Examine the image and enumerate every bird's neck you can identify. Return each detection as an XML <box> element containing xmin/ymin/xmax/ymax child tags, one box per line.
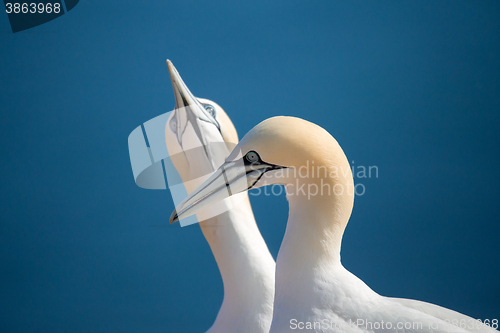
<box><xmin>197</xmin><ymin>193</ymin><xmax>275</xmax><ymax>320</ymax></box>
<box><xmin>281</xmin><ymin>175</ymin><xmax>354</xmax><ymax>262</ymax></box>
<box><xmin>272</xmin><ymin>177</ymin><xmax>355</xmax><ymax>316</ymax></box>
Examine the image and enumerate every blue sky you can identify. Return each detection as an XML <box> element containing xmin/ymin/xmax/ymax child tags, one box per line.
<box><xmin>1</xmin><ymin>1</ymin><xmax>499</xmax><ymax>332</ymax></box>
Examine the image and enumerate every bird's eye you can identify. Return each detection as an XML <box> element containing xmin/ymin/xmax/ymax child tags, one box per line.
<box><xmin>245</xmin><ymin>151</ymin><xmax>259</xmax><ymax>163</ymax></box>
<box><xmin>169</xmin><ymin>118</ymin><xmax>177</xmax><ymax>132</ymax></box>
<box><xmin>204</xmin><ymin>105</ymin><xmax>216</xmax><ymax>117</ymax></box>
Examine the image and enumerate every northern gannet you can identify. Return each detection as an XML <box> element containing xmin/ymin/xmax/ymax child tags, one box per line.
<box><xmin>164</xmin><ymin>61</ymin><xmax>275</xmax><ymax>333</ymax></box>
<box><xmin>169</xmin><ymin>116</ymin><xmax>497</xmax><ymax>333</ymax></box>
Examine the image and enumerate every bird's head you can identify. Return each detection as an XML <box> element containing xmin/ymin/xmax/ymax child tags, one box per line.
<box><xmin>170</xmin><ymin>116</ymin><xmax>355</xmax><ymax>224</ymax></box>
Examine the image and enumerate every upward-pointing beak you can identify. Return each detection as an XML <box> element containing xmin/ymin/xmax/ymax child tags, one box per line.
<box><xmin>167</xmin><ymin>60</ymin><xmax>204</xmax><ymax>112</ymax></box>
<box><xmin>169</xmin><ymin>154</ymin><xmax>284</xmax><ymax>224</ymax></box>
<box><xmin>166</xmin><ymin>60</ymin><xmax>220</xmax><ymax>159</ymax></box>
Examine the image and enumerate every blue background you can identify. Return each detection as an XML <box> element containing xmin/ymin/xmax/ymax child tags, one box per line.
<box><xmin>1</xmin><ymin>1</ymin><xmax>499</xmax><ymax>332</ymax></box>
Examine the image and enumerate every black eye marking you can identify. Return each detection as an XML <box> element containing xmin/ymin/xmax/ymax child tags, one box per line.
<box><xmin>240</xmin><ymin>151</ymin><xmax>287</xmax><ymax>190</ymax></box>
<box><xmin>245</xmin><ymin>151</ymin><xmax>260</xmax><ymax>163</ymax></box>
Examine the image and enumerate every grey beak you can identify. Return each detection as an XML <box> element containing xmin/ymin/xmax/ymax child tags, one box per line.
<box><xmin>169</xmin><ymin>154</ymin><xmax>283</xmax><ymax>224</ymax></box>
<box><xmin>167</xmin><ymin>60</ymin><xmax>205</xmax><ymax>112</ymax></box>
<box><xmin>166</xmin><ymin>60</ymin><xmax>220</xmax><ymax>158</ymax></box>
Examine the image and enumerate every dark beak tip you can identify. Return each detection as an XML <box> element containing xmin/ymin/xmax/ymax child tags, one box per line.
<box><xmin>169</xmin><ymin>210</ymin><xmax>179</xmax><ymax>224</ymax></box>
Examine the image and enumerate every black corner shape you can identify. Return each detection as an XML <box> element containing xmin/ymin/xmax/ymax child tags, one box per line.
<box><xmin>4</xmin><ymin>0</ymin><xmax>79</xmax><ymax>33</ymax></box>
<box><xmin>64</xmin><ymin>0</ymin><xmax>78</xmax><ymax>12</ymax></box>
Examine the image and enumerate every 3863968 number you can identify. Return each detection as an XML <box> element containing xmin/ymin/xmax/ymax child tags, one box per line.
<box><xmin>5</xmin><ymin>3</ymin><xmax>61</xmax><ymax>14</ymax></box>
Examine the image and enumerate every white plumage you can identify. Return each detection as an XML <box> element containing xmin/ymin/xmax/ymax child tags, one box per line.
<box><xmin>170</xmin><ymin>116</ymin><xmax>497</xmax><ymax>333</ymax></box>
<box><xmin>164</xmin><ymin>61</ymin><xmax>275</xmax><ymax>333</ymax></box>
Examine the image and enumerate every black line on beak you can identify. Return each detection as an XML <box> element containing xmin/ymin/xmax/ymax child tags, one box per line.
<box><xmin>222</xmin><ymin>167</ymin><xmax>233</xmax><ymax>196</ymax></box>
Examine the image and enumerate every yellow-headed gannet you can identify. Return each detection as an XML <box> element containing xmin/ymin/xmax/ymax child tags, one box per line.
<box><xmin>169</xmin><ymin>116</ymin><xmax>497</xmax><ymax>333</ymax></box>
<box><xmin>164</xmin><ymin>61</ymin><xmax>275</xmax><ymax>333</ymax></box>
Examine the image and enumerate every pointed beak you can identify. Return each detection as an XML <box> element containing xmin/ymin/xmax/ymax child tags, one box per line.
<box><xmin>169</xmin><ymin>155</ymin><xmax>283</xmax><ymax>224</ymax></box>
<box><xmin>167</xmin><ymin>60</ymin><xmax>204</xmax><ymax>112</ymax></box>
<box><xmin>166</xmin><ymin>60</ymin><xmax>221</xmax><ymax>159</ymax></box>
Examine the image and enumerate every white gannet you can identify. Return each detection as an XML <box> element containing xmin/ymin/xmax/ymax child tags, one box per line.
<box><xmin>164</xmin><ymin>61</ymin><xmax>275</xmax><ymax>333</ymax></box>
<box><xmin>169</xmin><ymin>116</ymin><xmax>497</xmax><ymax>333</ymax></box>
